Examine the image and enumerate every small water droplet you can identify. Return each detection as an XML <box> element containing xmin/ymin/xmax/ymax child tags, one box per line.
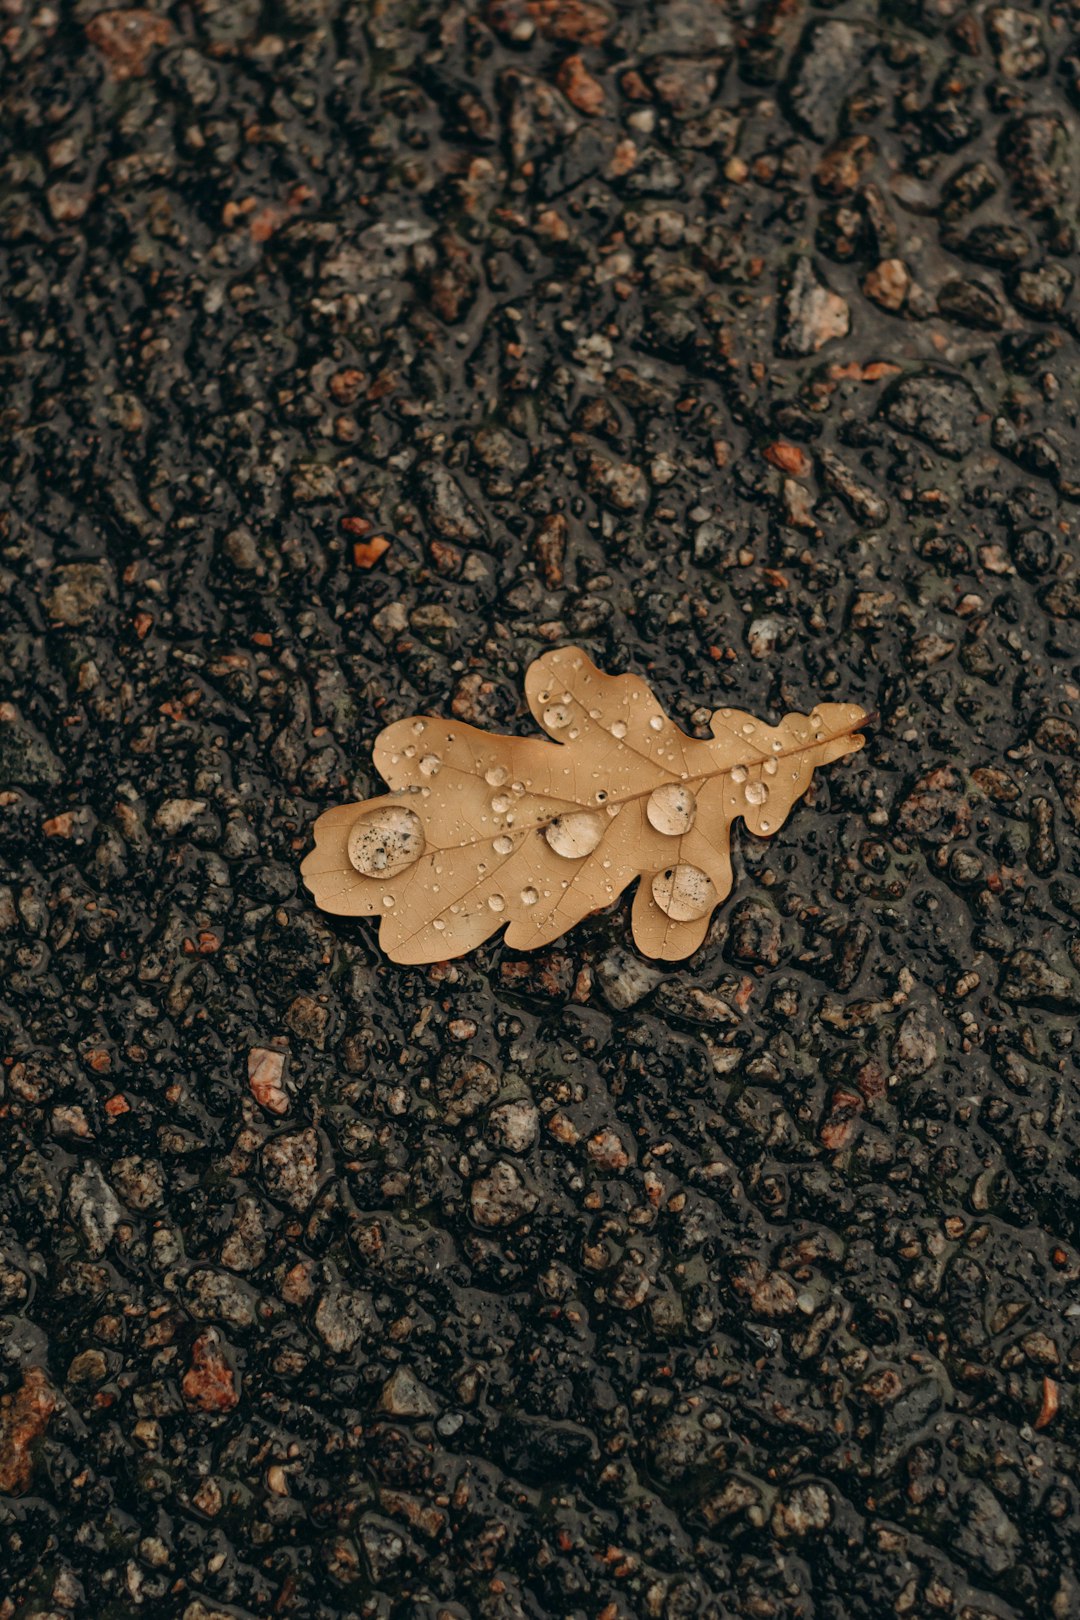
<box><xmin>764</xmin><ymin>758</ymin><xmax>778</xmax><ymax>776</ymax></box>
<box><xmin>488</xmin><ymin>894</ymin><xmax>505</xmax><ymax>912</ymax></box>
<box><xmin>649</xmin><ymin>715</ymin><xmax>664</xmax><ymax>732</ymax></box>
<box><xmin>521</xmin><ymin>886</ymin><xmax>538</xmax><ymax>907</ymax></box>
<box><xmin>512</xmin><ymin>780</ymin><xmax>525</xmax><ymax>795</ymax></box>
<box><xmin>596</xmin><ymin>789</ymin><xmax>608</xmax><ymax>803</ymax></box>
<box><xmin>745</xmin><ymin>781</ymin><xmax>769</xmax><ymax>806</ymax></box>
<box><xmin>771</xmin><ymin>738</ymin><xmax>782</xmax><ymax>752</ymax></box>
<box><xmin>651</xmin><ymin>863</ymin><xmax>717</xmax><ymax>923</ymax></box>
<box><xmin>545</xmin><ymin>812</ymin><xmax>604</xmax><ymax>859</ymax></box>
<box><xmin>760</xmin><ymin>819</ymin><xmax>771</xmax><ymax>831</ymax></box>
<box><xmin>382</xmin><ymin>895</ymin><xmax>395</xmax><ymax>908</ymax></box>
<box><xmin>589</xmin><ymin>708</ymin><xmax>601</xmax><ymax>720</ymax></box>
<box><xmin>742</xmin><ymin>722</ymin><xmax>756</xmax><ymax>735</ymax></box>
<box><xmin>348</xmin><ymin>806</ymin><xmax>426</xmax><ymax>878</ymax></box>
<box><xmin>412</xmin><ymin>720</ymin><xmax>426</xmax><ymax>735</ymax></box>
<box><xmin>731</xmin><ymin>764</ymin><xmax>748</xmax><ymax>785</ymax></box>
<box><xmin>544</xmin><ymin>703</ymin><xmax>573</xmax><ymax>730</ymax></box>
<box><xmin>419</xmin><ymin>753</ymin><xmax>441</xmax><ymax>777</ymax></box>
<box><xmin>611</xmin><ymin>720</ymin><xmax>627</xmax><ymax>739</ymax></box>
<box><xmin>493</xmin><ymin>834</ymin><xmax>513</xmax><ymax>855</ymax></box>
<box><xmin>646</xmin><ymin>783</ymin><xmax>697</xmax><ymax>835</ymax></box>
<box><xmin>485</xmin><ymin>764</ymin><xmax>508</xmax><ymax>787</ymax></box>
<box><xmin>432</xmin><ymin>918</ymin><xmax>446</xmax><ymax>931</ymax></box>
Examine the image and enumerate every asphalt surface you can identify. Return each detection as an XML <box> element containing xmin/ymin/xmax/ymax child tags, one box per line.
<box><xmin>2</xmin><ymin>2</ymin><xmax>1080</xmax><ymax>1618</ymax></box>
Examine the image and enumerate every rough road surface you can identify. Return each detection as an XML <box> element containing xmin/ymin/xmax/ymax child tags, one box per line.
<box><xmin>2</xmin><ymin>2</ymin><xmax>1080</xmax><ymax>1618</ymax></box>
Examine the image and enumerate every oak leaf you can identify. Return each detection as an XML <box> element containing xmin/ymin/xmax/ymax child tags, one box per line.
<box><xmin>301</xmin><ymin>646</ymin><xmax>867</xmax><ymax>963</ymax></box>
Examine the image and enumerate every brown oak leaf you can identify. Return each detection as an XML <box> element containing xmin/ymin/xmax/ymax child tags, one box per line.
<box><xmin>301</xmin><ymin>646</ymin><xmax>867</xmax><ymax>963</ymax></box>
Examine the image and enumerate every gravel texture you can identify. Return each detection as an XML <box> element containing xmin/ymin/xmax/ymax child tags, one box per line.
<box><xmin>2</xmin><ymin>2</ymin><xmax>1080</xmax><ymax>1618</ymax></box>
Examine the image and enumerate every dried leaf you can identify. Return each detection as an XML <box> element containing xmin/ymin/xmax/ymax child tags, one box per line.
<box><xmin>302</xmin><ymin>646</ymin><xmax>867</xmax><ymax>963</ymax></box>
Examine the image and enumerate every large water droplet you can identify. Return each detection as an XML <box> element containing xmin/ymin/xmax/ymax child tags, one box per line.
<box><xmin>544</xmin><ymin>812</ymin><xmax>604</xmax><ymax>859</ymax></box>
<box><xmin>651</xmin><ymin>864</ymin><xmax>717</xmax><ymax>923</ymax></box>
<box><xmin>649</xmin><ymin>715</ymin><xmax>664</xmax><ymax>732</ymax></box>
<box><xmin>764</xmin><ymin>758</ymin><xmax>778</xmax><ymax>776</ymax></box>
<box><xmin>411</xmin><ymin>720</ymin><xmax>426</xmax><ymax>735</ymax></box>
<box><xmin>646</xmin><ymin>783</ymin><xmax>697</xmax><ymax>835</ymax></box>
<box><xmin>731</xmin><ymin>764</ymin><xmax>748</xmax><ymax>785</ymax></box>
<box><xmin>521</xmin><ymin>886</ymin><xmax>539</xmax><ymax>907</ymax></box>
<box><xmin>491</xmin><ymin>794</ymin><xmax>510</xmax><ymax>814</ymax></box>
<box><xmin>419</xmin><ymin>753</ymin><xmax>441</xmax><ymax>777</ymax></box>
<box><xmin>544</xmin><ymin>703</ymin><xmax>573</xmax><ymax>730</ymax></box>
<box><xmin>611</xmin><ymin>720</ymin><xmax>627</xmax><ymax>739</ymax></box>
<box><xmin>348</xmin><ymin>806</ymin><xmax>425</xmax><ymax>878</ymax></box>
<box><xmin>745</xmin><ymin>780</ymin><xmax>769</xmax><ymax>806</ymax></box>
<box><xmin>493</xmin><ymin>834</ymin><xmax>513</xmax><ymax>855</ymax></box>
<box><xmin>432</xmin><ymin>918</ymin><xmax>445</xmax><ymax>931</ymax></box>
<box><xmin>488</xmin><ymin>894</ymin><xmax>506</xmax><ymax>912</ymax></box>
<box><xmin>486</xmin><ymin>764</ymin><xmax>508</xmax><ymax>787</ymax></box>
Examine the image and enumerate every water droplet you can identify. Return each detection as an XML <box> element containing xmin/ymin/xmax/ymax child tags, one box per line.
<box><xmin>544</xmin><ymin>812</ymin><xmax>604</xmax><ymax>859</ymax></box>
<box><xmin>589</xmin><ymin>708</ymin><xmax>601</xmax><ymax>720</ymax></box>
<box><xmin>521</xmin><ymin>886</ymin><xmax>539</xmax><ymax>907</ymax></box>
<box><xmin>649</xmin><ymin>715</ymin><xmax>664</xmax><ymax>732</ymax></box>
<box><xmin>382</xmin><ymin>895</ymin><xmax>395</xmax><ymax>908</ymax></box>
<box><xmin>348</xmin><ymin>806</ymin><xmax>425</xmax><ymax>878</ymax></box>
<box><xmin>512</xmin><ymin>780</ymin><xmax>525</xmax><ymax>795</ymax></box>
<box><xmin>646</xmin><ymin>783</ymin><xmax>697</xmax><ymax>835</ymax></box>
<box><xmin>488</xmin><ymin>894</ymin><xmax>505</xmax><ymax>912</ymax></box>
<box><xmin>403</xmin><ymin>745</ymin><xmax>416</xmax><ymax>758</ymax></box>
<box><xmin>731</xmin><ymin>764</ymin><xmax>748</xmax><ymax>785</ymax></box>
<box><xmin>771</xmin><ymin>738</ymin><xmax>782</xmax><ymax>752</ymax></box>
<box><xmin>491</xmin><ymin>794</ymin><xmax>510</xmax><ymax>814</ymax></box>
<box><xmin>742</xmin><ymin>722</ymin><xmax>756</xmax><ymax>735</ymax></box>
<box><xmin>419</xmin><ymin>753</ymin><xmax>441</xmax><ymax>777</ymax></box>
<box><xmin>411</xmin><ymin>720</ymin><xmax>426</xmax><ymax>735</ymax></box>
<box><xmin>611</xmin><ymin>720</ymin><xmax>627</xmax><ymax>739</ymax></box>
<box><xmin>745</xmin><ymin>781</ymin><xmax>769</xmax><ymax>806</ymax></box>
<box><xmin>760</xmin><ymin>820</ymin><xmax>771</xmax><ymax>831</ymax></box>
<box><xmin>764</xmin><ymin>758</ymin><xmax>778</xmax><ymax>776</ymax></box>
<box><xmin>651</xmin><ymin>864</ymin><xmax>717</xmax><ymax>923</ymax></box>
<box><xmin>486</xmin><ymin>764</ymin><xmax>508</xmax><ymax>787</ymax></box>
<box><xmin>596</xmin><ymin>789</ymin><xmax>608</xmax><ymax>803</ymax></box>
<box><xmin>544</xmin><ymin>703</ymin><xmax>573</xmax><ymax>730</ymax></box>
<box><xmin>493</xmin><ymin>834</ymin><xmax>513</xmax><ymax>855</ymax></box>
<box><xmin>433</xmin><ymin>918</ymin><xmax>446</xmax><ymax>931</ymax></box>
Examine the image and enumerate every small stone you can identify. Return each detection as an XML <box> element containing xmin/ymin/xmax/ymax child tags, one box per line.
<box><xmin>596</xmin><ymin>947</ymin><xmax>664</xmax><ymax>1009</ymax></box>
<box><xmin>892</xmin><ymin>1009</ymin><xmax>938</xmax><ymax>1076</ymax></box>
<box><xmin>487</xmin><ymin>1099</ymin><xmax>540</xmax><ymax>1154</ymax></box>
<box><xmin>470</xmin><ymin>1160</ymin><xmax>538</xmax><ymax>1228</ymax></box>
<box><xmin>0</xmin><ymin>1368</ymin><xmax>57</xmax><ymax>1494</ymax></box>
<box><xmin>68</xmin><ymin>1165</ymin><xmax>122</xmax><ymax>1257</ymax></box>
<box><xmin>44</xmin><ymin>562</ymin><xmax>114</xmax><ymax>627</ymax></box>
<box><xmin>85</xmin><ymin>9</ymin><xmax>171</xmax><ymax>80</ymax></box>
<box><xmin>863</xmin><ymin>258</ymin><xmax>910</xmax><ymax>313</ymax></box>
<box><xmin>999</xmin><ymin>949</ymin><xmax>1079</xmax><ymax>1011</ymax></box>
<box><xmin>181</xmin><ymin>1331</ymin><xmax>240</xmax><ymax>1413</ymax></box>
<box><xmin>379</xmin><ymin>1367</ymin><xmax>438</xmax><ymax>1417</ymax></box>
<box><xmin>728</xmin><ymin>897</ymin><xmax>782</xmax><ymax>968</ymax></box>
<box><xmin>881</xmin><ymin>371</ymin><xmax>981</xmax><ymax>459</ymax></box>
<box><xmin>777</xmin><ymin>258</ymin><xmax>850</xmax><ymax>356</ymax></box>
<box><xmin>314</xmin><ymin>1288</ymin><xmax>374</xmax><ymax>1354</ymax></box>
<box><xmin>773</xmin><ymin>1483</ymin><xmax>832</xmax><ymax>1537</ymax></box>
<box><xmin>784</xmin><ymin>20</ymin><xmax>872</xmax><ymax>140</ymax></box>
<box><xmin>248</xmin><ymin>1046</ymin><xmax>289</xmax><ymax>1115</ymax></box>
<box><xmin>261</xmin><ymin>1128</ymin><xmax>321</xmax><ymax>1210</ymax></box>
<box><xmin>586</xmin><ymin>1128</ymin><xmax>631</xmax><ymax>1171</ymax></box>
<box><xmin>414</xmin><ymin>460</ymin><xmax>485</xmax><ymax>542</ymax></box>
<box><xmin>154</xmin><ymin>798</ymin><xmax>208</xmax><ymax>835</ymax></box>
<box><xmin>986</xmin><ymin>8</ymin><xmax>1047</xmax><ymax>79</ymax></box>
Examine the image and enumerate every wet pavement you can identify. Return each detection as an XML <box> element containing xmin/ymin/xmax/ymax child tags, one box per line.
<box><xmin>1</xmin><ymin>2</ymin><xmax>1080</xmax><ymax>1617</ymax></box>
